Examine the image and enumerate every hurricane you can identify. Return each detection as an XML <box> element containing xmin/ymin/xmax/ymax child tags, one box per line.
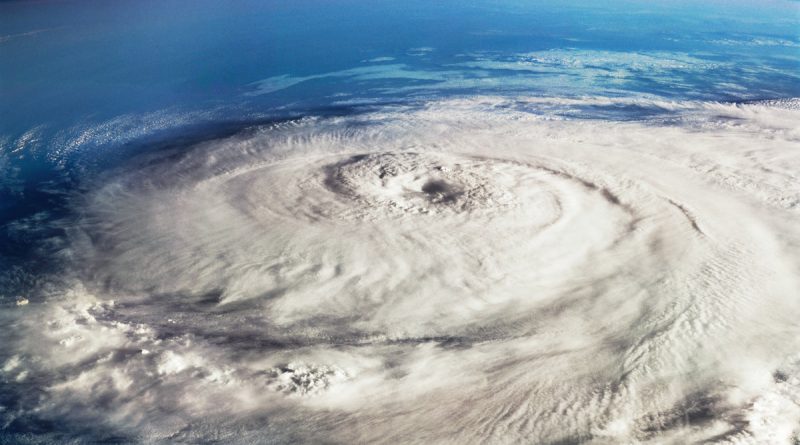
<box><xmin>2</xmin><ymin>1</ymin><xmax>800</xmax><ymax>444</ymax></box>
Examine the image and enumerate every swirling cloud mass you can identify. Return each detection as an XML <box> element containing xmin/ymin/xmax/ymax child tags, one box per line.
<box><xmin>4</xmin><ymin>97</ymin><xmax>800</xmax><ymax>443</ymax></box>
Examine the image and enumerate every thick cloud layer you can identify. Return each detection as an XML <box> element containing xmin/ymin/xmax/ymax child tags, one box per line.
<box><xmin>3</xmin><ymin>97</ymin><xmax>800</xmax><ymax>444</ymax></box>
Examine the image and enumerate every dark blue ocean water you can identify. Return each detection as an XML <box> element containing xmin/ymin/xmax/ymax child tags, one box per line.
<box><xmin>2</xmin><ymin>0</ymin><xmax>798</xmax><ymax>138</ymax></box>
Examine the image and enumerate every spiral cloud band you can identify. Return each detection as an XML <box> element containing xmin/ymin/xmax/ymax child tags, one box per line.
<box><xmin>6</xmin><ymin>97</ymin><xmax>800</xmax><ymax>443</ymax></box>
